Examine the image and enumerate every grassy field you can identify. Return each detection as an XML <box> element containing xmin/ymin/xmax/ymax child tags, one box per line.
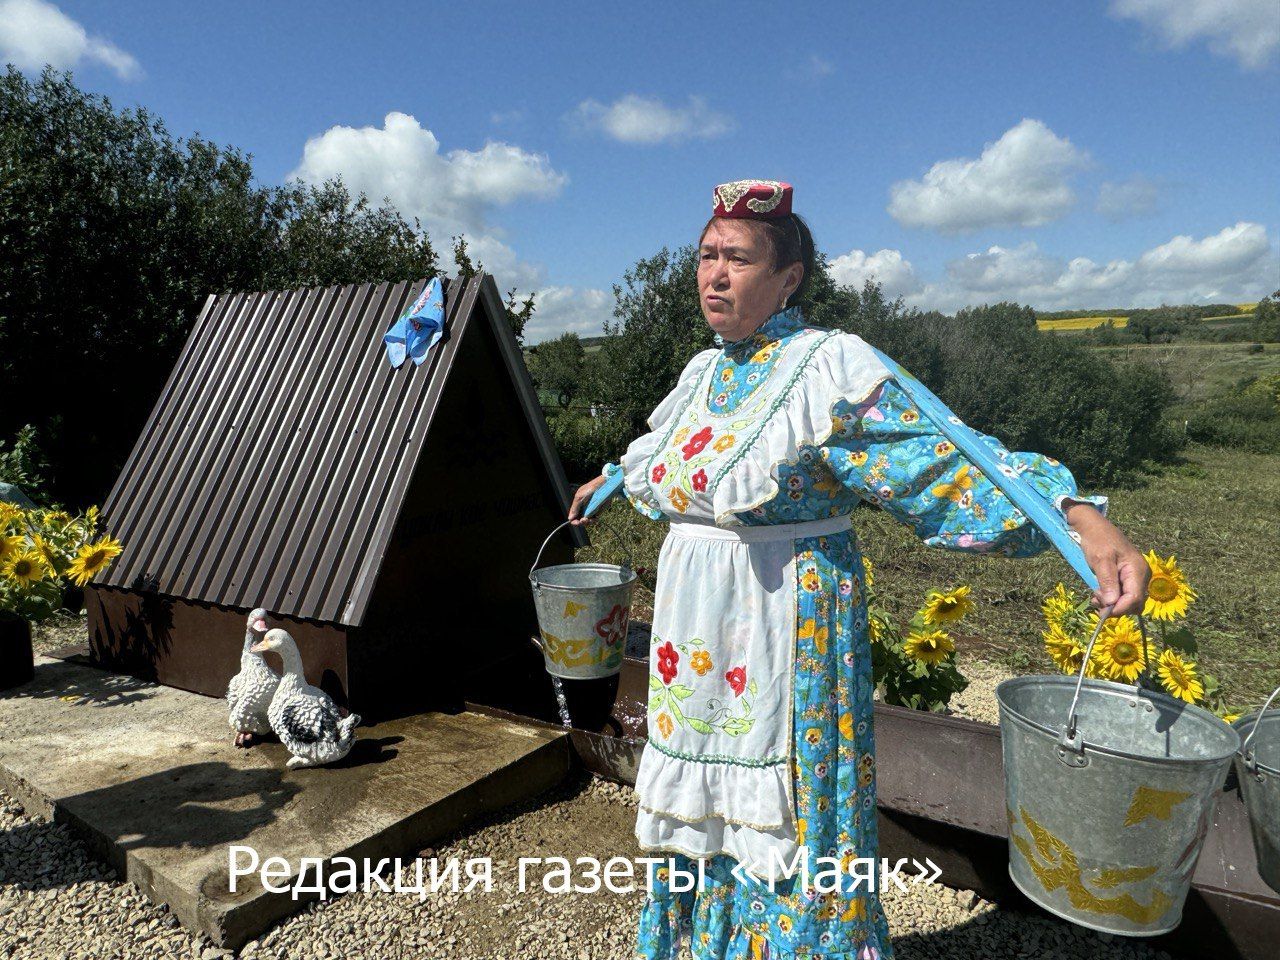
<box><xmin>1095</xmin><ymin>340</ymin><xmax>1280</xmax><ymax>404</ymax></box>
<box><xmin>579</xmin><ymin>442</ymin><xmax>1280</xmax><ymax>711</ymax></box>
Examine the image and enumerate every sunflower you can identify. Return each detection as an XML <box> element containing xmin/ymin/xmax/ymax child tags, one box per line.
<box><xmin>903</xmin><ymin>629</ymin><xmax>954</xmax><ymax>666</ymax></box>
<box><xmin>1143</xmin><ymin>551</ymin><xmax>1196</xmax><ymax>621</ymax></box>
<box><xmin>861</xmin><ymin>555</ymin><xmax>874</xmax><ymax>588</ymax></box>
<box><xmin>1157</xmin><ymin>649</ymin><xmax>1204</xmax><ymax>704</ymax></box>
<box><xmin>66</xmin><ymin>535</ymin><xmax>123</xmax><ymax>586</ymax></box>
<box><xmin>868</xmin><ymin>614</ymin><xmax>886</xmax><ymax>644</ymax></box>
<box><xmin>922</xmin><ymin>585</ymin><xmax>974</xmax><ymax>625</ymax></box>
<box><xmin>0</xmin><ymin>503</ymin><xmax>22</xmax><ymax>530</ymax></box>
<box><xmin>3</xmin><ymin>548</ymin><xmax>51</xmax><ymax>588</ymax></box>
<box><xmin>1041</xmin><ymin>583</ymin><xmax>1076</xmax><ymax>630</ymax></box>
<box><xmin>1043</xmin><ymin>624</ymin><xmax>1085</xmax><ymax>675</ymax></box>
<box><xmin>41</xmin><ymin>510</ymin><xmax>72</xmax><ymax>528</ymax></box>
<box><xmin>0</xmin><ymin>534</ymin><xmax>21</xmax><ymax>564</ymax></box>
<box><xmin>31</xmin><ymin>533</ymin><xmax>58</xmax><ymax>567</ymax></box>
<box><xmin>1097</xmin><ymin>617</ymin><xmax>1147</xmax><ymax>683</ymax></box>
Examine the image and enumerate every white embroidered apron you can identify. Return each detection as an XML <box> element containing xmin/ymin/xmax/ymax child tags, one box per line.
<box><xmin>625</xmin><ymin>327</ymin><xmax>861</xmax><ymax>881</ymax></box>
<box><xmin>634</xmin><ymin>513</ymin><xmax>855</xmax><ymax>881</ymax></box>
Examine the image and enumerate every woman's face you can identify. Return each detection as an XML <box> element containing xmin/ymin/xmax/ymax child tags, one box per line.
<box><xmin>698</xmin><ymin>219</ymin><xmax>803</xmax><ymax>343</ymax></box>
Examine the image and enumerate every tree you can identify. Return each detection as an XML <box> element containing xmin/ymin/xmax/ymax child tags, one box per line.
<box><xmin>528</xmin><ymin>332</ymin><xmax>586</xmax><ymax>409</ymax></box>
<box><xmin>590</xmin><ymin>245</ymin><xmax>710</xmax><ymax>435</ymax></box>
<box><xmin>0</xmin><ymin>67</ymin><xmax>461</xmax><ymax>506</ymax></box>
<box><xmin>1251</xmin><ymin>291</ymin><xmax>1280</xmax><ymax>343</ymax></box>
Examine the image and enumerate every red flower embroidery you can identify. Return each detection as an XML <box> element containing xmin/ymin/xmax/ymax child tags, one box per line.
<box><xmin>692</xmin><ymin>469</ymin><xmax>708</xmax><ymax>492</ymax></box>
<box><xmin>725</xmin><ymin>666</ymin><xmax>747</xmax><ymax>697</ymax></box>
<box><xmin>657</xmin><ymin>642</ymin><xmax>680</xmax><ymax>685</ymax></box>
<box><xmin>682</xmin><ymin>426</ymin><xmax>713</xmax><ymax>460</ymax></box>
<box><xmin>595</xmin><ymin>604</ymin><xmax>629</xmax><ymax>648</ymax></box>
<box><xmin>652</xmin><ymin>463</ymin><xmax>666</xmax><ymax>483</ymax></box>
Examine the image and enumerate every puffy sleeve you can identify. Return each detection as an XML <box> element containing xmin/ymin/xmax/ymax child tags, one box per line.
<box><xmin>821</xmin><ymin>345</ymin><xmax>1108</xmax><ymax>557</ymax></box>
<box><xmin>614</xmin><ymin>349</ymin><xmax>720</xmax><ymax>521</ymax></box>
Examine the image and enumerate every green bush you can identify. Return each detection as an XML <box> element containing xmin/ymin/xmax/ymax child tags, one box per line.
<box><xmin>544</xmin><ymin>409</ymin><xmax>633</xmax><ymax>483</ymax></box>
<box><xmin>0</xmin><ymin>425</ymin><xmax>51</xmax><ymax>503</ymax></box>
<box><xmin>1185</xmin><ymin>376</ymin><xmax>1280</xmax><ymax>454</ymax></box>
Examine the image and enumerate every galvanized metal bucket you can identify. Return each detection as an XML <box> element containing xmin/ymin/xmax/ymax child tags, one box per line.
<box><xmin>996</xmin><ymin>613</ymin><xmax>1239</xmax><ymax>937</ymax></box>
<box><xmin>528</xmin><ymin>519</ymin><xmax>635</xmax><ymax>680</ymax></box>
<box><xmin>1232</xmin><ymin>685</ymin><xmax>1280</xmax><ymax>895</ymax></box>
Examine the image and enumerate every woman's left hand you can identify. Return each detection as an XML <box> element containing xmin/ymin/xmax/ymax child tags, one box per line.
<box><xmin>1064</xmin><ymin>502</ymin><xmax>1151</xmax><ymax>616</ymax></box>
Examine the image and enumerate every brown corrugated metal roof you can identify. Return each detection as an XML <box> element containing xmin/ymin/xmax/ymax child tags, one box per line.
<box><xmin>95</xmin><ymin>273</ymin><xmax>560</xmax><ymax>626</ymax></box>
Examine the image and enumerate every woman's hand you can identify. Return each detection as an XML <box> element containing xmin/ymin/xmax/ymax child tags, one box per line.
<box><xmin>1064</xmin><ymin>502</ymin><xmax>1151</xmax><ymax>616</ymax></box>
<box><xmin>568</xmin><ymin>474</ymin><xmax>608</xmax><ymax>526</ymax></box>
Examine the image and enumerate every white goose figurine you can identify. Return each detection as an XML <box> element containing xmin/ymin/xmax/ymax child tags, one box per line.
<box><xmin>226</xmin><ymin>608</ymin><xmax>278</xmax><ymax>748</ymax></box>
<box><xmin>252</xmin><ymin>628</ymin><xmax>361</xmax><ymax>768</ymax></box>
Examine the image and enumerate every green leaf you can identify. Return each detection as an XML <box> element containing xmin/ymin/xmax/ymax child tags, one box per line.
<box><xmin>1161</xmin><ymin>627</ymin><xmax>1197</xmax><ymax>656</ymax></box>
<box><xmin>648</xmin><ymin>675</ymin><xmax>662</xmax><ymax>691</ymax></box>
<box><xmin>686</xmin><ymin>717</ymin><xmax>714</xmax><ymax>734</ymax></box>
<box><xmin>669</xmin><ymin>684</ymin><xmax>695</xmax><ymax>701</ymax></box>
<box><xmin>748</xmin><ymin>678</ymin><xmax>759</xmax><ymax>696</ymax></box>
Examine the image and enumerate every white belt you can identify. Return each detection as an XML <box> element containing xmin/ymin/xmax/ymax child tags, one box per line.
<box><xmin>666</xmin><ymin>514</ymin><xmax>853</xmax><ymax>543</ymax></box>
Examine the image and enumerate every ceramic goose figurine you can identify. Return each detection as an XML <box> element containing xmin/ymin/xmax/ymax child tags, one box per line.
<box><xmin>226</xmin><ymin>608</ymin><xmax>278</xmax><ymax>748</ymax></box>
<box><xmin>252</xmin><ymin>628</ymin><xmax>361</xmax><ymax>768</ymax></box>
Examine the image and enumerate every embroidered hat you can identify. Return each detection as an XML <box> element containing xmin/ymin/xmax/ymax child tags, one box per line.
<box><xmin>712</xmin><ymin>180</ymin><xmax>793</xmax><ymax>219</ymax></box>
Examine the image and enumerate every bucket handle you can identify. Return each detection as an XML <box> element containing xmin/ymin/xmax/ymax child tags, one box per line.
<box><xmin>1056</xmin><ymin>605</ymin><xmax>1157</xmax><ymax>766</ymax></box>
<box><xmin>529</xmin><ymin>518</ymin><xmax>634</xmax><ymax>586</ymax></box>
<box><xmin>1240</xmin><ymin>684</ymin><xmax>1280</xmax><ymax>777</ymax></box>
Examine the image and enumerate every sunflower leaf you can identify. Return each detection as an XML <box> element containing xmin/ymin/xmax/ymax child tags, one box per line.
<box><xmin>1161</xmin><ymin>627</ymin><xmax>1197</xmax><ymax>656</ymax></box>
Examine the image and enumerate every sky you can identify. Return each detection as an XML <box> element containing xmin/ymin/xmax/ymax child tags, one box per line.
<box><xmin>2</xmin><ymin>0</ymin><xmax>1278</xmax><ymax>343</ymax></box>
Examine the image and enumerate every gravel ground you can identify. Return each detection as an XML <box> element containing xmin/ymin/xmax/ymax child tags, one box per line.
<box><xmin>0</xmin><ymin>651</ymin><xmax>1178</xmax><ymax>960</ymax></box>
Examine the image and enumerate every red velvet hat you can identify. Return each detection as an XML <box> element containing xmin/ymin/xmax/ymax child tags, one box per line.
<box><xmin>712</xmin><ymin>180</ymin><xmax>793</xmax><ymax>219</ymax></box>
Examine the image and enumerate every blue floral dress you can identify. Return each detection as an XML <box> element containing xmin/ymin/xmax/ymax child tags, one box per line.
<box><xmin>615</xmin><ymin>307</ymin><xmax>1106</xmax><ymax>960</ymax></box>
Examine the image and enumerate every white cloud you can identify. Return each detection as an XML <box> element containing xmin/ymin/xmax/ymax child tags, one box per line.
<box><xmin>906</xmin><ymin>221</ymin><xmax>1276</xmax><ymax>312</ymax></box>
<box><xmin>1137</xmin><ymin>221</ymin><xmax>1272</xmax><ymax>276</ymax></box>
<box><xmin>805</xmin><ymin>54</ymin><xmax>835</xmax><ymax>78</ymax></box>
<box><xmin>288</xmin><ymin>111</ymin><xmax>567</xmax><ymax>240</ymax></box>
<box><xmin>888</xmin><ymin>119</ymin><xmax>1090</xmax><ymax>233</ymax></box>
<box><xmin>827</xmin><ymin>248</ymin><xmax>921</xmax><ymax>299</ymax></box>
<box><xmin>291</xmin><ymin>111</ymin><xmax>581</xmax><ymax>329</ymax></box>
<box><xmin>1097</xmin><ymin>177</ymin><xmax>1161</xmax><ymax>221</ymax></box>
<box><xmin>0</xmin><ymin>0</ymin><xmax>139</xmax><ymax>79</ymax></box>
<box><xmin>1110</xmin><ymin>0</ymin><xmax>1279</xmax><ymax>70</ymax></box>
<box><xmin>524</xmin><ymin>286</ymin><xmax>613</xmax><ymax>344</ymax></box>
<box><xmin>571</xmin><ymin>94</ymin><xmax>733</xmax><ymax>144</ymax></box>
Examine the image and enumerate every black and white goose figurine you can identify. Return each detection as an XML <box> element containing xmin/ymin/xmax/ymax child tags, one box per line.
<box><xmin>226</xmin><ymin>608</ymin><xmax>278</xmax><ymax>748</ymax></box>
<box><xmin>251</xmin><ymin>628</ymin><xmax>361</xmax><ymax>768</ymax></box>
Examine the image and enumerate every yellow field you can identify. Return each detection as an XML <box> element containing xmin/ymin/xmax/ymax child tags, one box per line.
<box><xmin>1036</xmin><ymin>315</ymin><xmax>1129</xmax><ymax>331</ymax></box>
<box><xmin>1038</xmin><ymin>307</ymin><xmax>1258</xmax><ymax>332</ymax></box>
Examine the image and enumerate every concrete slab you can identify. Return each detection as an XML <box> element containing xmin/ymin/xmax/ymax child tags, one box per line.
<box><xmin>0</xmin><ymin>655</ymin><xmax>572</xmax><ymax>948</ymax></box>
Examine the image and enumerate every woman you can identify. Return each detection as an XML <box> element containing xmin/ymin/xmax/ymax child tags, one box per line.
<box><xmin>569</xmin><ymin>180</ymin><xmax>1150</xmax><ymax>960</ymax></box>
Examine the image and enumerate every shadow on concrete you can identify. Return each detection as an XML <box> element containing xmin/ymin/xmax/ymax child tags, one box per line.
<box><xmin>323</xmin><ymin>735</ymin><xmax>402</xmax><ymax>770</ymax></box>
<box><xmin>58</xmin><ymin>761</ymin><xmax>301</xmax><ymax>856</ymax></box>
<box><xmin>4</xmin><ymin>659</ymin><xmax>153</xmax><ymax>709</ymax></box>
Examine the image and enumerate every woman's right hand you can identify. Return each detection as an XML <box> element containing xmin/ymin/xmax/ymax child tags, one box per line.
<box><xmin>568</xmin><ymin>473</ymin><xmax>608</xmax><ymax>526</ymax></box>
